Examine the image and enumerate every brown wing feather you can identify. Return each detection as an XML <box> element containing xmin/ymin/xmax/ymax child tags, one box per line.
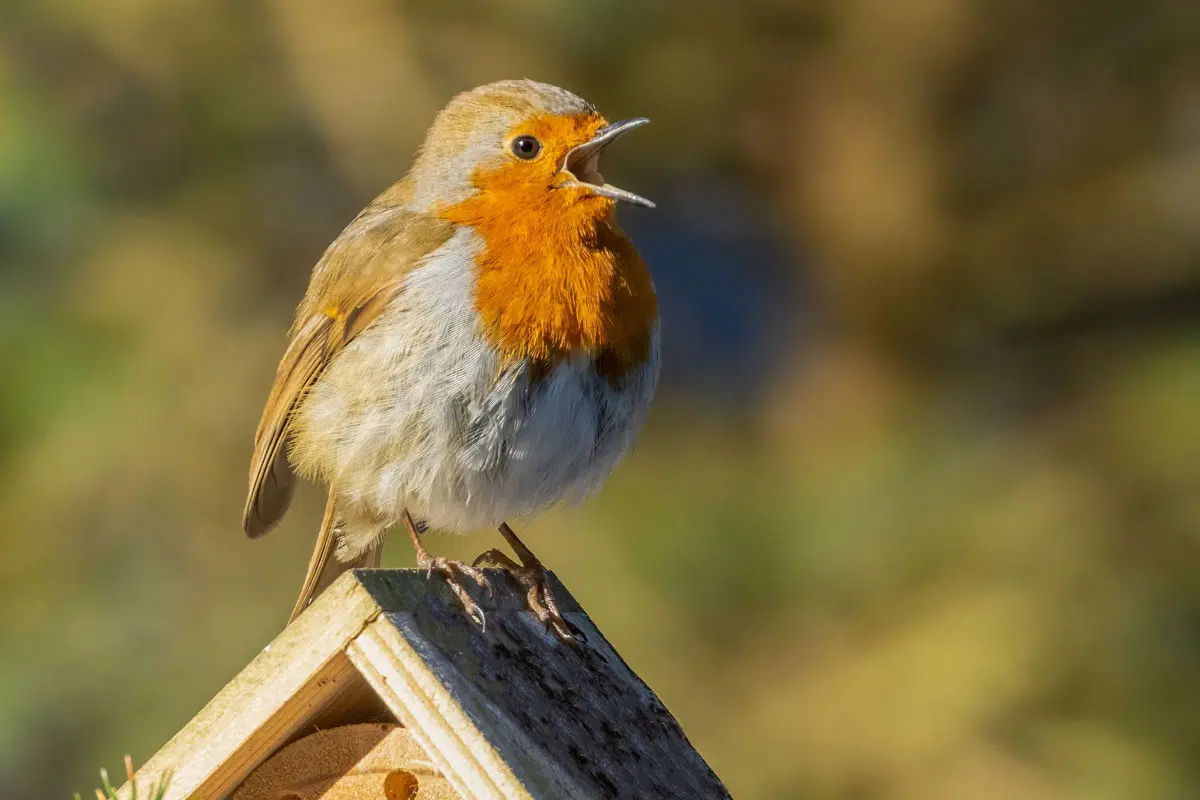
<box><xmin>242</xmin><ymin>194</ymin><xmax>455</xmax><ymax>538</ymax></box>
<box><xmin>242</xmin><ymin>313</ymin><xmax>335</xmax><ymax>537</ymax></box>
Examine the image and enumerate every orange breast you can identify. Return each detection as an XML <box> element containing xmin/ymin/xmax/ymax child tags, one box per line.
<box><xmin>439</xmin><ymin>125</ymin><xmax>657</xmax><ymax>383</ymax></box>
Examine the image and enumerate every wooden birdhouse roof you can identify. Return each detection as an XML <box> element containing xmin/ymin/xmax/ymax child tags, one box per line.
<box><xmin>119</xmin><ymin>569</ymin><xmax>730</xmax><ymax>799</ymax></box>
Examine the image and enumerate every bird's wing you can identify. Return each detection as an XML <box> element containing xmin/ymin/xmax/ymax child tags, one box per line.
<box><xmin>242</xmin><ymin>203</ymin><xmax>456</xmax><ymax>537</ymax></box>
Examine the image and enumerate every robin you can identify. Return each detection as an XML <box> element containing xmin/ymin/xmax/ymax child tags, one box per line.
<box><xmin>243</xmin><ymin>80</ymin><xmax>659</xmax><ymax>640</ymax></box>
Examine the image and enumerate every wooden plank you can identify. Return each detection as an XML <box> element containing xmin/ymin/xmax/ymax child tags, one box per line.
<box><xmin>348</xmin><ymin>619</ymin><xmax>532</xmax><ymax>800</ymax></box>
<box><xmin>351</xmin><ymin>569</ymin><xmax>731</xmax><ymax>800</ymax></box>
<box><xmin>299</xmin><ymin>661</ymin><xmax>396</xmax><ymax>735</ymax></box>
<box><xmin>118</xmin><ymin>574</ymin><xmax>382</xmax><ymax>800</ymax></box>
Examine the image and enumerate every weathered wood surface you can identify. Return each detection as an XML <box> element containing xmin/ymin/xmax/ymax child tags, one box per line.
<box><xmin>351</xmin><ymin>570</ymin><xmax>731</xmax><ymax>799</ymax></box>
<box><xmin>119</xmin><ymin>568</ymin><xmax>730</xmax><ymax>800</ymax></box>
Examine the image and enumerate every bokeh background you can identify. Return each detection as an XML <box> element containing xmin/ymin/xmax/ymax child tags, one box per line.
<box><xmin>3</xmin><ymin>1</ymin><xmax>1200</xmax><ymax>797</ymax></box>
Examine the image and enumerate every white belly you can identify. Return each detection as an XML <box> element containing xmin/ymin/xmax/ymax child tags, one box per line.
<box><xmin>291</xmin><ymin>230</ymin><xmax>660</xmax><ymax>532</ymax></box>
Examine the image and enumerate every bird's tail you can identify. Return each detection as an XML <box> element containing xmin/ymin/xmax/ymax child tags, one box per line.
<box><xmin>289</xmin><ymin>494</ymin><xmax>382</xmax><ymax>623</ymax></box>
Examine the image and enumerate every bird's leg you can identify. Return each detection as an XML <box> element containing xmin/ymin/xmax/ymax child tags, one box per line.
<box><xmin>402</xmin><ymin>509</ymin><xmax>491</xmax><ymax>628</ymax></box>
<box><xmin>474</xmin><ymin>522</ymin><xmax>574</xmax><ymax>642</ymax></box>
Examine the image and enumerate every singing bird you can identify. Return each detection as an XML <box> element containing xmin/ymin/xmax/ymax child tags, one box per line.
<box><xmin>243</xmin><ymin>80</ymin><xmax>659</xmax><ymax>639</ymax></box>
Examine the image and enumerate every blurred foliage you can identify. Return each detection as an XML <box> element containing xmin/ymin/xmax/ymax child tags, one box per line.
<box><xmin>1</xmin><ymin>1</ymin><xmax>1199</xmax><ymax>798</ymax></box>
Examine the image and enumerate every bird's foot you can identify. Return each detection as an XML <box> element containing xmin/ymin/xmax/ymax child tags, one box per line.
<box><xmin>472</xmin><ymin>548</ymin><xmax>575</xmax><ymax>644</ymax></box>
<box><xmin>416</xmin><ymin>554</ymin><xmax>492</xmax><ymax>629</ymax></box>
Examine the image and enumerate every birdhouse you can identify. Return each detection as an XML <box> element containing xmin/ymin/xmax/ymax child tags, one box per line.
<box><xmin>119</xmin><ymin>569</ymin><xmax>730</xmax><ymax>799</ymax></box>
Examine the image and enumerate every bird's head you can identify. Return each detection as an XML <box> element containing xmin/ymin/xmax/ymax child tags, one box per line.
<box><xmin>397</xmin><ymin>80</ymin><xmax>657</xmax><ymax>371</ymax></box>
<box><xmin>405</xmin><ymin>79</ymin><xmax>653</xmax><ymax>216</ymax></box>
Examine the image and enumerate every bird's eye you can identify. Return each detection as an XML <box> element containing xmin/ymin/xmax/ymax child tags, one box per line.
<box><xmin>511</xmin><ymin>135</ymin><xmax>542</xmax><ymax>160</ymax></box>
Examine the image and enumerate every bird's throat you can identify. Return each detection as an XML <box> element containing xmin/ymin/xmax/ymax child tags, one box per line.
<box><xmin>439</xmin><ymin>185</ymin><xmax>657</xmax><ymax>383</ymax></box>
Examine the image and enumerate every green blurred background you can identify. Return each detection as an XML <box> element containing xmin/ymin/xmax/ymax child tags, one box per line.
<box><xmin>3</xmin><ymin>1</ymin><xmax>1200</xmax><ymax>797</ymax></box>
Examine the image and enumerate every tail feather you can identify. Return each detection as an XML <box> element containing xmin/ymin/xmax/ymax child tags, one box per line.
<box><xmin>288</xmin><ymin>495</ymin><xmax>382</xmax><ymax>623</ymax></box>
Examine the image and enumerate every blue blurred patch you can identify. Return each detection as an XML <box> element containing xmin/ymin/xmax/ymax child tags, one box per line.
<box><xmin>620</xmin><ymin>176</ymin><xmax>808</xmax><ymax>405</ymax></box>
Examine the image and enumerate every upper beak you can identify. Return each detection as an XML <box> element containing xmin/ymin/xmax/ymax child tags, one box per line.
<box><xmin>559</xmin><ymin>118</ymin><xmax>655</xmax><ymax>208</ymax></box>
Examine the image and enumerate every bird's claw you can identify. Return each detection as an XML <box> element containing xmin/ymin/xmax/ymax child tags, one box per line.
<box><xmin>417</xmin><ymin>555</ymin><xmax>492</xmax><ymax>628</ymax></box>
<box><xmin>472</xmin><ymin>548</ymin><xmax>576</xmax><ymax>644</ymax></box>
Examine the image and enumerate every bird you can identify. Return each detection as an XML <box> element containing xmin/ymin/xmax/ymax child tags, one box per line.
<box><xmin>243</xmin><ymin>79</ymin><xmax>660</xmax><ymax>640</ymax></box>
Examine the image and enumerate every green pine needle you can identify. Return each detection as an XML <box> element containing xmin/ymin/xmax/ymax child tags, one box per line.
<box><xmin>74</xmin><ymin>756</ymin><xmax>170</xmax><ymax>800</ymax></box>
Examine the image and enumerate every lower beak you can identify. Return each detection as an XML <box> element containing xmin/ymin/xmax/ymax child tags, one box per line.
<box><xmin>559</xmin><ymin>118</ymin><xmax>655</xmax><ymax>208</ymax></box>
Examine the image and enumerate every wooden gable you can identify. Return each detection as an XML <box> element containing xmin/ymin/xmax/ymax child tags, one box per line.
<box><xmin>119</xmin><ymin>569</ymin><xmax>730</xmax><ymax>799</ymax></box>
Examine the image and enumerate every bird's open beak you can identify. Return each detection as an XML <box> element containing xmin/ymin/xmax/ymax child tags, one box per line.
<box><xmin>559</xmin><ymin>118</ymin><xmax>655</xmax><ymax>208</ymax></box>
